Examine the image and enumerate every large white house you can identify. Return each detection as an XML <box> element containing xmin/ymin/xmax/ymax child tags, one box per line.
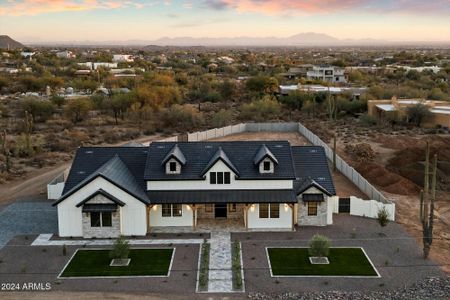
<box><xmin>53</xmin><ymin>141</ymin><xmax>337</xmax><ymax>238</ymax></box>
<box><xmin>307</xmin><ymin>65</ymin><xmax>347</xmax><ymax>84</ymax></box>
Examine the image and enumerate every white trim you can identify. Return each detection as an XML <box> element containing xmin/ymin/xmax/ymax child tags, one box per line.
<box><xmin>265</xmin><ymin>246</ymin><xmax>381</xmax><ymax>278</ymax></box>
<box><xmin>58</xmin><ymin>247</ymin><xmax>176</xmax><ymax>279</ymax></box>
<box><xmin>195</xmin><ymin>243</ymin><xmax>205</xmax><ymax>293</ymax></box>
<box><xmin>238</xmin><ymin>241</ymin><xmax>246</xmax><ymax>293</ymax></box>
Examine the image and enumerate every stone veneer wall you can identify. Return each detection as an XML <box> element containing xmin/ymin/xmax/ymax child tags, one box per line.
<box><xmin>197</xmin><ymin>203</ymin><xmax>244</xmax><ymax>219</ymax></box>
<box><xmin>81</xmin><ymin>193</ymin><xmax>121</xmax><ymax>238</ymax></box>
<box><xmin>297</xmin><ymin>187</ymin><xmax>328</xmax><ymax>226</ymax></box>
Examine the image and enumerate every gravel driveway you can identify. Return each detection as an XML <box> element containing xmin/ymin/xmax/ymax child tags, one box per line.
<box><xmin>0</xmin><ymin>201</ymin><xmax>57</xmax><ymax>248</ymax></box>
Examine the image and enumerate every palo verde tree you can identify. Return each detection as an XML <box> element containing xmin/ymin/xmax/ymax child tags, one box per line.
<box><xmin>419</xmin><ymin>142</ymin><xmax>437</xmax><ymax>259</ymax></box>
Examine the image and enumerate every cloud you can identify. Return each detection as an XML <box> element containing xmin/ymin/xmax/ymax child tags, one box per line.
<box><xmin>203</xmin><ymin>0</ymin><xmax>450</xmax><ymax>16</ymax></box>
<box><xmin>0</xmin><ymin>0</ymin><xmax>152</xmax><ymax>16</ymax></box>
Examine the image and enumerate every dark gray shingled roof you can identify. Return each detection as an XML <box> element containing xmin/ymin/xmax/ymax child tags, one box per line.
<box><xmin>161</xmin><ymin>144</ymin><xmax>186</xmax><ymax>165</ymax></box>
<box><xmin>147</xmin><ymin>189</ymin><xmax>296</xmax><ymax>204</ymax></box>
<box><xmin>145</xmin><ymin>141</ymin><xmax>296</xmax><ymax>180</ymax></box>
<box><xmin>253</xmin><ymin>144</ymin><xmax>279</xmax><ymax>165</ymax></box>
<box><xmin>54</xmin><ymin>147</ymin><xmax>149</xmax><ymax>205</ymax></box>
<box><xmin>291</xmin><ymin>146</ymin><xmax>336</xmax><ymax>196</ymax></box>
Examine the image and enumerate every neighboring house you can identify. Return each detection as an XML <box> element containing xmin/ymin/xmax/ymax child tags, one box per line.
<box><xmin>368</xmin><ymin>97</ymin><xmax>450</xmax><ymax>128</ymax></box>
<box><xmin>52</xmin><ymin>141</ymin><xmax>336</xmax><ymax>238</ymax></box>
<box><xmin>77</xmin><ymin>62</ymin><xmax>118</xmax><ymax>70</ymax></box>
<box><xmin>279</xmin><ymin>84</ymin><xmax>367</xmax><ymax>98</ymax></box>
<box><xmin>56</xmin><ymin>50</ymin><xmax>76</xmax><ymax>59</ymax></box>
<box><xmin>282</xmin><ymin>64</ymin><xmax>314</xmax><ymax>79</ymax></box>
<box><xmin>112</xmin><ymin>54</ymin><xmax>134</xmax><ymax>62</ymax></box>
<box><xmin>307</xmin><ymin>65</ymin><xmax>347</xmax><ymax>83</ymax></box>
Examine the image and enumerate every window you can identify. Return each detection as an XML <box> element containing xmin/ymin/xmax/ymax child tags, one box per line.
<box><xmin>308</xmin><ymin>202</ymin><xmax>318</xmax><ymax>216</ymax></box>
<box><xmin>205</xmin><ymin>204</ymin><xmax>213</xmax><ymax>212</ymax></box>
<box><xmin>229</xmin><ymin>203</ymin><xmax>236</xmax><ymax>212</ymax></box>
<box><xmin>169</xmin><ymin>161</ymin><xmax>177</xmax><ymax>172</ymax></box>
<box><xmin>90</xmin><ymin>212</ymin><xmax>101</xmax><ymax>227</ymax></box>
<box><xmin>210</xmin><ymin>172</ymin><xmax>231</xmax><ymax>184</ymax></box>
<box><xmin>217</xmin><ymin>172</ymin><xmax>224</xmax><ymax>184</ymax></box>
<box><xmin>90</xmin><ymin>212</ymin><xmax>111</xmax><ymax>227</ymax></box>
<box><xmin>162</xmin><ymin>204</ymin><xmax>172</xmax><ymax>217</ymax></box>
<box><xmin>270</xmin><ymin>203</ymin><xmax>280</xmax><ymax>218</ymax></box>
<box><xmin>259</xmin><ymin>204</ymin><xmax>269</xmax><ymax>218</ymax></box>
<box><xmin>210</xmin><ymin>172</ymin><xmax>216</xmax><ymax>184</ymax></box>
<box><xmin>224</xmin><ymin>172</ymin><xmax>231</xmax><ymax>184</ymax></box>
<box><xmin>101</xmin><ymin>212</ymin><xmax>112</xmax><ymax>227</ymax></box>
<box><xmin>263</xmin><ymin>161</ymin><xmax>271</xmax><ymax>171</ymax></box>
<box><xmin>172</xmin><ymin>204</ymin><xmax>182</xmax><ymax>217</ymax></box>
<box><xmin>259</xmin><ymin>203</ymin><xmax>279</xmax><ymax>218</ymax></box>
<box><xmin>162</xmin><ymin>204</ymin><xmax>183</xmax><ymax>217</ymax></box>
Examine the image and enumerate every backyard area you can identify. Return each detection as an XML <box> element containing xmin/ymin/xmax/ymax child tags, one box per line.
<box><xmin>60</xmin><ymin>248</ymin><xmax>174</xmax><ymax>277</ymax></box>
<box><xmin>267</xmin><ymin>247</ymin><xmax>378</xmax><ymax>277</ymax></box>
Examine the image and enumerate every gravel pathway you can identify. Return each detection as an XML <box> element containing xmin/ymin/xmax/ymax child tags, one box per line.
<box><xmin>0</xmin><ymin>201</ymin><xmax>57</xmax><ymax>248</ymax></box>
<box><xmin>249</xmin><ymin>277</ymin><xmax>450</xmax><ymax>300</ymax></box>
<box><xmin>207</xmin><ymin>231</ymin><xmax>233</xmax><ymax>293</ymax></box>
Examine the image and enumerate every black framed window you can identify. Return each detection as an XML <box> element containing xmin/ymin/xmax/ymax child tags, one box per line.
<box><xmin>162</xmin><ymin>204</ymin><xmax>172</xmax><ymax>217</ymax></box>
<box><xmin>259</xmin><ymin>204</ymin><xmax>269</xmax><ymax>218</ymax></box>
<box><xmin>308</xmin><ymin>202</ymin><xmax>318</xmax><ymax>216</ymax></box>
<box><xmin>210</xmin><ymin>172</ymin><xmax>216</xmax><ymax>184</ymax></box>
<box><xmin>263</xmin><ymin>161</ymin><xmax>271</xmax><ymax>171</ymax></box>
<box><xmin>101</xmin><ymin>212</ymin><xmax>112</xmax><ymax>227</ymax></box>
<box><xmin>169</xmin><ymin>161</ymin><xmax>177</xmax><ymax>172</ymax></box>
<box><xmin>224</xmin><ymin>172</ymin><xmax>231</xmax><ymax>184</ymax></box>
<box><xmin>172</xmin><ymin>204</ymin><xmax>182</xmax><ymax>217</ymax></box>
<box><xmin>210</xmin><ymin>172</ymin><xmax>231</xmax><ymax>184</ymax></box>
<box><xmin>90</xmin><ymin>212</ymin><xmax>101</xmax><ymax>227</ymax></box>
<box><xmin>217</xmin><ymin>172</ymin><xmax>224</xmax><ymax>184</ymax></box>
<box><xmin>270</xmin><ymin>203</ymin><xmax>280</xmax><ymax>218</ymax></box>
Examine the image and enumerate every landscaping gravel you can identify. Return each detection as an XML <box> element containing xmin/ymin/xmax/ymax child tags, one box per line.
<box><xmin>248</xmin><ymin>277</ymin><xmax>450</xmax><ymax>300</ymax></box>
<box><xmin>0</xmin><ymin>201</ymin><xmax>57</xmax><ymax>248</ymax></box>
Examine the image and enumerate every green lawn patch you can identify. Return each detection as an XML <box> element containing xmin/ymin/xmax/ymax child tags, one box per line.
<box><xmin>232</xmin><ymin>241</ymin><xmax>243</xmax><ymax>291</ymax></box>
<box><xmin>197</xmin><ymin>242</ymin><xmax>210</xmax><ymax>291</ymax></box>
<box><xmin>60</xmin><ymin>248</ymin><xmax>174</xmax><ymax>277</ymax></box>
<box><xmin>267</xmin><ymin>247</ymin><xmax>378</xmax><ymax>276</ymax></box>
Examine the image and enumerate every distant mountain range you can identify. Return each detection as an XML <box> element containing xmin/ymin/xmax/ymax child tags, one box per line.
<box><xmin>0</xmin><ymin>35</ymin><xmax>25</xmax><ymax>49</ymax></box>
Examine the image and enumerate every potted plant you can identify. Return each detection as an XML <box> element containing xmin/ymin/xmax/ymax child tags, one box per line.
<box><xmin>308</xmin><ymin>234</ymin><xmax>331</xmax><ymax>264</ymax></box>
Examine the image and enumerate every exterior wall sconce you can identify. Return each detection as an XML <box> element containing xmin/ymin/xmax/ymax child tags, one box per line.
<box><xmin>186</xmin><ymin>205</ymin><xmax>191</xmax><ymax>211</ymax></box>
<box><xmin>284</xmin><ymin>203</ymin><xmax>289</xmax><ymax>211</ymax></box>
<box><xmin>153</xmin><ymin>205</ymin><xmax>157</xmax><ymax>211</ymax></box>
<box><xmin>250</xmin><ymin>204</ymin><xmax>255</xmax><ymax>212</ymax></box>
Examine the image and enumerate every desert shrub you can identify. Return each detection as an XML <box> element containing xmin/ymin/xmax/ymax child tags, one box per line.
<box><xmin>64</xmin><ymin>98</ymin><xmax>92</xmax><ymax>124</ymax></box>
<box><xmin>308</xmin><ymin>234</ymin><xmax>331</xmax><ymax>257</ymax></box>
<box><xmin>162</xmin><ymin>104</ymin><xmax>204</xmax><ymax>129</ymax></box>
<box><xmin>109</xmin><ymin>237</ymin><xmax>130</xmax><ymax>259</ymax></box>
<box><xmin>406</xmin><ymin>104</ymin><xmax>433</xmax><ymax>127</ymax></box>
<box><xmin>211</xmin><ymin>109</ymin><xmax>233</xmax><ymax>127</ymax></box>
<box><xmin>377</xmin><ymin>206</ymin><xmax>389</xmax><ymax>227</ymax></box>
<box><xmin>359</xmin><ymin>113</ymin><xmax>377</xmax><ymax>127</ymax></box>
<box><xmin>21</xmin><ymin>97</ymin><xmax>55</xmax><ymax>122</ymax></box>
<box><xmin>240</xmin><ymin>96</ymin><xmax>281</xmax><ymax>121</ymax></box>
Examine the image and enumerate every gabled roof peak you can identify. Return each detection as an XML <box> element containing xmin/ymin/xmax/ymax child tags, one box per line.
<box><xmin>162</xmin><ymin>144</ymin><xmax>186</xmax><ymax>166</ymax></box>
<box><xmin>254</xmin><ymin>144</ymin><xmax>278</xmax><ymax>165</ymax></box>
<box><xmin>201</xmin><ymin>147</ymin><xmax>239</xmax><ymax>176</ymax></box>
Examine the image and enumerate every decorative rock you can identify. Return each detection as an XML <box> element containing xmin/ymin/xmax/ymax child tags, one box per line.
<box><xmin>110</xmin><ymin>258</ymin><xmax>130</xmax><ymax>267</ymax></box>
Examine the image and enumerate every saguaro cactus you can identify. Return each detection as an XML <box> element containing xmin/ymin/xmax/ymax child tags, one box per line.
<box><xmin>333</xmin><ymin>135</ymin><xmax>337</xmax><ymax>171</ymax></box>
<box><xmin>419</xmin><ymin>142</ymin><xmax>437</xmax><ymax>259</ymax></box>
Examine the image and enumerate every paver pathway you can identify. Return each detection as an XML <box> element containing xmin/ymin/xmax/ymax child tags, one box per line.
<box><xmin>207</xmin><ymin>231</ymin><xmax>233</xmax><ymax>293</ymax></box>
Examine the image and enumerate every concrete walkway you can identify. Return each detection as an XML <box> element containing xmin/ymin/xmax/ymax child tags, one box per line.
<box><xmin>207</xmin><ymin>231</ymin><xmax>233</xmax><ymax>293</ymax></box>
<box><xmin>31</xmin><ymin>234</ymin><xmax>203</xmax><ymax>246</ymax></box>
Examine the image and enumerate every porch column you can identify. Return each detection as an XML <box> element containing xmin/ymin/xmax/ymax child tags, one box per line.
<box><xmin>147</xmin><ymin>205</ymin><xmax>153</xmax><ymax>233</ymax></box>
<box><xmin>288</xmin><ymin>204</ymin><xmax>295</xmax><ymax>231</ymax></box>
<box><xmin>243</xmin><ymin>204</ymin><xmax>248</xmax><ymax>230</ymax></box>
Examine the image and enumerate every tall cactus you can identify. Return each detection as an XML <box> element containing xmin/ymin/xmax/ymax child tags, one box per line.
<box><xmin>333</xmin><ymin>135</ymin><xmax>337</xmax><ymax>172</ymax></box>
<box><xmin>419</xmin><ymin>142</ymin><xmax>437</xmax><ymax>259</ymax></box>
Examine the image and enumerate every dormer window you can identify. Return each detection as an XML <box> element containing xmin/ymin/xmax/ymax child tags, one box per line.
<box><xmin>259</xmin><ymin>157</ymin><xmax>274</xmax><ymax>174</ymax></box>
<box><xmin>166</xmin><ymin>158</ymin><xmax>181</xmax><ymax>174</ymax></box>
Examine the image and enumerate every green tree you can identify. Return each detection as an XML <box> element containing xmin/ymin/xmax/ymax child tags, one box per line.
<box><xmin>107</xmin><ymin>93</ymin><xmax>133</xmax><ymax>124</ymax></box>
<box><xmin>65</xmin><ymin>98</ymin><xmax>92</xmax><ymax>124</ymax></box>
<box><xmin>50</xmin><ymin>95</ymin><xmax>66</xmax><ymax>107</ymax></box>
<box><xmin>21</xmin><ymin>97</ymin><xmax>55</xmax><ymax>122</ymax></box>
<box><xmin>406</xmin><ymin>104</ymin><xmax>433</xmax><ymax>127</ymax></box>
<box><xmin>308</xmin><ymin>234</ymin><xmax>331</xmax><ymax>257</ymax></box>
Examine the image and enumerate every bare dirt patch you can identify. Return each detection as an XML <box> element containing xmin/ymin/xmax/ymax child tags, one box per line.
<box><xmin>211</xmin><ymin>131</ymin><xmax>310</xmax><ymax>146</ymax></box>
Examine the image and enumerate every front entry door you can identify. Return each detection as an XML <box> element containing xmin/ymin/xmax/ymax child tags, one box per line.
<box><xmin>214</xmin><ymin>203</ymin><xmax>227</xmax><ymax>218</ymax></box>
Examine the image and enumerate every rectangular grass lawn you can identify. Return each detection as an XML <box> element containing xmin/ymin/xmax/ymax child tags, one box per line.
<box><xmin>60</xmin><ymin>248</ymin><xmax>174</xmax><ymax>277</ymax></box>
<box><xmin>267</xmin><ymin>247</ymin><xmax>378</xmax><ymax>276</ymax></box>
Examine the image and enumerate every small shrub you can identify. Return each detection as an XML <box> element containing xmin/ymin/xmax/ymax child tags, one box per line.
<box><xmin>308</xmin><ymin>234</ymin><xmax>331</xmax><ymax>257</ymax></box>
<box><xmin>377</xmin><ymin>206</ymin><xmax>389</xmax><ymax>227</ymax></box>
<box><xmin>109</xmin><ymin>236</ymin><xmax>130</xmax><ymax>259</ymax></box>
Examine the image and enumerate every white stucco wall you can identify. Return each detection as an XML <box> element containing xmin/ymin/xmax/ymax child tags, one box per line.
<box><xmin>149</xmin><ymin>204</ymin><xmax>193</xmax><ymax>227</ymax></box>
<box><xmin>350</xmin><ymin>196</ymin><xmax>395</xmax><ymax>221</ymax></box>
<box><xmin>48</xmin><ymin>182</ymin><xmax>65</xmax><ymax>200</ymax></box>
<box><xmin>147</xmin><ymin>160</ymin><xmax>293</xmax><ymax>190</ymax></box>
<box><xmin>56</xmin><ymin>177</ymin><xmax>147</xmax><ymax>237</ymax></box>
<box><xmin>247</xmin><ymin>203</ymin><xmax>292</xmax><ymax>229</ymax></box>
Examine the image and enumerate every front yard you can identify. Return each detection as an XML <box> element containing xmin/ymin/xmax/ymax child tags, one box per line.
<box><xmin>60</xmin><ymin>248</ymin><xmax>174</xmax><ymax>277</ymax></box>
<box><xmin>267</xmin><ymin>247</ymin><xmax>378</xmax><ymax>277</ymax></box>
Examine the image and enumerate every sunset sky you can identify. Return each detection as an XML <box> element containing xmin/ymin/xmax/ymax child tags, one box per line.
<box><xmin>1</xmin><ymin>0</ymin><xmax>449</xmax><ymax>43</ymax></box>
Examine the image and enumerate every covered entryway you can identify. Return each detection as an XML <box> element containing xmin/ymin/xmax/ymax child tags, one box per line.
<box><xmin>338</xmin><ymin>197</ymin><xmax>351</xmax><ymax>213</ymax></box>
<box><xmin>214</xmin><ymin>203</ymin><xmax>227</xmax><ymax>218</ymax></box>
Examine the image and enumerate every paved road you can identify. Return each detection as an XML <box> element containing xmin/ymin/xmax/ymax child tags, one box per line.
<box><xmin>0</xmin><ymin>201</ymin><xmax>57</xmax><ymax>248</ymax></box>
